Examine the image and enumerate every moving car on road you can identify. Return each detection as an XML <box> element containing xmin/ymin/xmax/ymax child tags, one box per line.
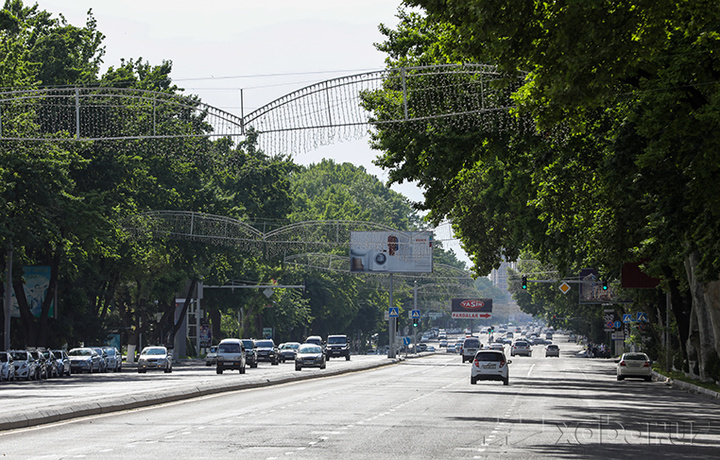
<box><xmin>205</xmin><ymin>346</ymin><xmax>218</xmax><ymax>366</ymax></box>
<box><xmin>255</xmin><ymin>339</ymin><xmax>279</xmax><ymax>365</ymax></box>
<box><xmin>216</xmin><ymin>339</ymin><xmax>246</xmax><ymax>374</ymax></box>
<box><xmin>325</xmin><ymin>334</ymin><xmax>350</xmax><ymax>360</ymax></box>
<box><xmin>470</xmin><ymin>350</ymin><xmax>511</xmax><ymax>386</ymax></box>
<box><xmin>616</xmin><ymin>352</ymin><xmax>652</xmax><ymax>381</ymax></box>
<box><xmin>242</xmin><ymin>339</ymin><xmax>258</xmax><ymax>368</ymax></box>
<box><xmin>461</xmin><ymin>337</ymin><xmax>481</xmax><ymax>363</ymax></box>
<box><xmin>278</xmin><ymin>342</ymin><xmax>300</xmax><ymax>363</ymax></box>
<box><xmin>510</xmin><ymin>340</ymin><xmax>532</xmax><ymax>357</ymax></box>
<box><xmin>545</xmin><ymin>344</ymin><xmax>560</xmax><ymax>357</ymax></box>
<box><xmin>295</xmin><ymin>343</ymin><xmax>326</xmax><ymax>371</ymax></box>
<box><xmin>137</xmin><ymin>346</ymin><xmax>172</xmax><ymax>374</ymax></box>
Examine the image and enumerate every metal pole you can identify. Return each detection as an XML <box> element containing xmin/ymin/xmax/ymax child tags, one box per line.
<box><xmin>413</xmin><ymin>280</ymin><xmax>417</xmax><ymax>354</ymax></box>
<box><xmin>75</xmin><ymin>88</ymin><xmax>80</xmax><ymax>139</ymax></box>
<box><xmin>666</xmin><ymin>291</ymin><xmax>671</xmax><ymax>372</ymax></box>
<box><xmin>389</xmin><ymin>273</ymin><xmax>395</xmax><ymax>358</ymax></box>
<box><xmin>3</xmin><ymin>244</ymin><xmax>12</xmax><ymax>350</ymax></box>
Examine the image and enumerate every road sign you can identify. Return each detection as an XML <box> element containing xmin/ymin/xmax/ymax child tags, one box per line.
<box><xmin>612</xmin><ymin>331</ymin><xmax>625</xmax><ymax>341</ymax></box>
<box><xmin>476</xmin><ymin>313</ymin><xmax>492</xmax><ymax>319</ymax></box>
<box><xmin>613</xmin><ymin>321</ymin><xmax>622</xmax><ymax>329</ymax></box>
<box><xmin>389</xmin><ymin>307</ymin><xmax>399</xmax><ymax>318</ymax></box>
<box><xmin>403</xmin><ymin>337</ymin><xmax>411</xmax><ymax>346</ymax></box>
<box><xmin>411</xmin><ymin>309</ymin><xmax>420</xmax><ymax>319</ymax></box>
<box><xmin>636</xmin><ymin>312</ymin><xmax>649</xmax><ymax>323</ymax></box>
<box><xmin>622</xmin><ymin>314</ymin><xmax>633</xmax><ymax>323</ymax></box>
<box><xmin>559</xmin><ymin>282</ymin><xmax>571</xmax><ymax>294</ymax></box>
<box><xmin>605</xmin><ymin>321</ymin><xmax>614</xmax><ymax>329</ymax></box>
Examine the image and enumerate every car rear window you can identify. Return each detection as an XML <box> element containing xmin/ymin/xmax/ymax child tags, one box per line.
<box><xmin>219</xmin><ymin>343</ymin><xmax>242</xmax><ymax>353</ymax></box>
<box><xmin>624</xmin><ymin>353</ymin><xmax>648</xmax><ymax>361</ymax></box>
<box><xmin>475</xmin><ymin>352</ymin><xmax>503</xmax><ymax>362</ymax></box>
<box><xmin>464</xmin><ymin>339</ymin><xmax>480</xmax><ymax>347</ymax></box>
<box><xmin>515</xmin><ymin>341</ymin><xmax>529</xmax><ymax>347</ymax></box>
<box><xmin>256</xmin><ymin>341</ymin><xmax>274</xmax><ymax>347</ymax></box>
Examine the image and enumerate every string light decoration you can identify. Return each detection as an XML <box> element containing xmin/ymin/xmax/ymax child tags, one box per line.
<box><xmin>0</xmin><ymin>64</ymin><xmax>536</xmax><ymax>156</ymax></box>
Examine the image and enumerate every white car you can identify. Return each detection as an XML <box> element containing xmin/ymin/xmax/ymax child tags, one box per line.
<box><xmin>0</xmin><ymin>352</ymin><xmax>15</xmax><ymax>381</ymax></box>
<box><xmin>470</xmin><ymin>350</ymin><xmax>511</xmax><ymax>386</ymax></box>
<box><xmin>617</xmin><ymin>352</ymin><xmax>652</xmax><ymax>381</ymax></box>
<box><xmin>545</xmin><ymin>344</ymin><xmax>560</xmax><ymax>357</ymax></box>
<box><xmin>137</xmin><ymin>346</ymin><xmax>172</xmax><ymax>374</ymax></box>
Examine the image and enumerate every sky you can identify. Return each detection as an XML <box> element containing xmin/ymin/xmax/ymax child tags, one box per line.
<box><xmin>38</xmin><ymin>0</ymin><xmax>468</xmax><ymax>265</ymax></box>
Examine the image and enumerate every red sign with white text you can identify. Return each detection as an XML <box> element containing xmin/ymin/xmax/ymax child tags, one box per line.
<box><xmin>451</xmin><ymin>298</ymin><xmax>493</xmax><ymax>319</ymax></box>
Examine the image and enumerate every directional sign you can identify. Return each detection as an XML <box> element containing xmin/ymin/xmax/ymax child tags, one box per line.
<box><xmin>613</xmin><ymin>321</ymin><xmax>622</xmax><ymax>329</ymax></box>
<box><xmin>411</xmin><ymin>309</ymin><xmax>421</xmax><ymax>319</ymax></box>
<box><xmin>622</xmin><ymin>314</ymin><xmax>633</xmax><ymax>323</ymax></box>
<box><xmin>403</xmin><ymin>337</ymin><xmax>411</xmax><ymax>346</ymax></box>
<box><xmin>476</xmin><ymin>313</ymin><xmax>492</xmax><ymax>319</ymax></box>
<box><xmin>389</xmin><ymin>307</ymin><xmax>399</xmax><ymax>318</ymax></box>
<box><xmin>636</xmin><ymin>312</ymin><xmax>649</xmax><ymax>323</ymax></box>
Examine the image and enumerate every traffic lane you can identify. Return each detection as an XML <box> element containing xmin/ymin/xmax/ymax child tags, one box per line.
<box><xmin>0</xmin><ymin>354</ymin><xmax>518</xmax><ymax>459</ymax></box>
<box><xmin>0</xmin><ymin>355</ymin><xmax>390</xmax><ymax>427</ymax></box>
<box><xmin>473</xmin><ymin>353</ymin><xmax>720</xmax><ymax>459</ymax></box>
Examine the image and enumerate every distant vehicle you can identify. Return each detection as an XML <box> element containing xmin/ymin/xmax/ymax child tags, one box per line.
<box><xmin>304</xmin><ymin>336</ymin><xmax>324</xmax><ymax>348</ymax></box>
<box><xmin>461</xmin><ymin>337</ymin><xmax>481</xmax><ymax>363</ymax></box>
<box><xmin>470</xmin><ymin>350</ymin><xmax>511</xmax><ymax>386</ymax></box>
<box><xmin>28</xmin><ymin>350</ymin><xmax>49</xmax><ymax>379</ymax></box>
<box><xmin>325</xmin><ymin>335</ymin><xmax>350</xmax><ymax>361</ymax></box>
<box><xmin>0</xmin><ymin>352</ymin><xmax>15</xmax><ymax>381</ymax></box>
<box><xmin>205</xmin><ymin>346</ymin><xmax>218</xmax><ymax>366</ymax></box>
<box><xmin>242</xmin><ymin>339</ymin><xmax>258</xmax><ymax>368</ymax></box>
<box><xmin>216</xmin><ymin>339</ymin><xmax>246</xmax><ymax>374</ymax></box>
<box><xmin>488</xmin><ymin>343</ymin><xmax>504</xmax><ymax>351</ymax></box>
<box><xmin>91</xmin><ymin>347</ymin><xmax>109</xmax><ymax>372</ymax></box>
<box><xmin>10</xmin><ymin>350</ymin><xmax>38</xmax><ymax>380</ymax></box>
<box><xmin>446</xmin><ymin>344</ymin><xmax>456</xmax><ymax>353</ymax></box>
<box><xmin>103</xmin><ymin>347</ymin><xmax>123</xmax><ymax>372</ymax></box>
<box><xmin>67</xmin><ymin>348</ymin><xmax>102</xmax><ymax>374</ymax></box>
<box><xmin>617</xmin><ymin>352</ymin><xmax>652</xmax><ymax>381</ymax></box>
<box><xmin>568</xmin><ymin>334</ymin><xmax>577</xmax><ymax>342</ymax></box>
<box><xmin>137</xmin><ymin>346</ymin><xmax>172</xmax><ymax>374</ymax></box>
<box><xmin>438</xmin><ymin>330</ymin><xmax>447</xmax><ymax>340</ymax></box>
<box><xmin>545</xmin><ymin>344</ymin><xmax>560</xmax><ymax>357</ymax></box>
<box><xmin>255</xmin><ymin>339</ymin><xmax>279</xmax><ymax>365</ymax></box>
<box><xmin>278</xmin><ymin>342</ymin><xmax>300</xmax><ymax>363</ymax></box>
<box><xmin>295</xmin><ymin>343</ymin><xmax>326</xmax><ymax>371</ymax></box>
<box><xmin>511</xmin><ymin>341</ymin><xmax>532</xmax><ymax>357</ymax></box>
<box><xmin>439</xmin><ymin>339</ymin><xmax>448</xmax><ymax>348</ymax></box>
<box><xmin>50</xmin><ymin>349</ymin><xmax>72</xmax><ymax>377</ymax></box>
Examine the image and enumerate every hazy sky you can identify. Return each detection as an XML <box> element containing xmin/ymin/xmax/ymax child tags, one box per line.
<box><xmin>38</xmin><ymin>0</ymin><xmax>467</xmax><ymax>263</ymax></box>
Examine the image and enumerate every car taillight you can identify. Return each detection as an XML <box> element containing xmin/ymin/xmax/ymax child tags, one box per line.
<box><xmin>473</xmin><ymin>359</ymin><xmax>480</xmax><ymax>367</ymax></box>
<box><xmin>619</xmin><ymin>361</ymin><xmax>626</xmax><ymax>366</ymax></box>
<box><xmin>500</xmin><ymin>359</ymin><xmax>506</xmax><ymax>367</ymax></box>
<box><xmin>643</xmin><ymin>361</ymin><xmax>650</xmax><ymax>367</ymax></box>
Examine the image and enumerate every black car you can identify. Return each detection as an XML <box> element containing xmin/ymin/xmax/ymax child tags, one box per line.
<box><xmin>241</xmin><ymin>339</ymin><xmax>258</xmax><ymax>368</ymax></box>
<box><xmin>325</xmin><ymin>335</ymin><xmax>350</xmax><ymax>360</ymax></box>
<box><xmin>254</xmin><ymin>339</ymin><xmax>279</xmax><ymax>365</ymax></box>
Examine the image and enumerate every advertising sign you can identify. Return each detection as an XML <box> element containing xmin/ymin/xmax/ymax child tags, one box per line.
<box><xmin>349</xmin><ymin>231</ymin><xmax>433</xmax><ymax>273</ymax></box>
<box><xmin>451</xmin><ymin>298</ymin><xmax>493</xmax><ymax>319</ymax></box>
<box><xmin>10</xmin><ymin>265</ymin><xmax>54</xmax><ymax>318</ymax></box>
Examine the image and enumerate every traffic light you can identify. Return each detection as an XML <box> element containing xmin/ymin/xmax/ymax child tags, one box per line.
<box><xmin>413</xmin><ymin>318</ymin><xmax>419</xmax><ymax>327</ymax></box>
<box><xmin>602</xmin><ymin>280</ymin><xmax>608</xmax><ymax>290</ymax></box>
<box><xmin>521</xmin><ymin>276</ymin><xmax>527</xmax><ymax>289</ymax></box>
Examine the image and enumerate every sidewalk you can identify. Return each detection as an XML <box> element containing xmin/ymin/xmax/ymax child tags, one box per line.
<box><xmin>653</xmin><ymin>371</ymin><xmax>720</xmax><ymax>400</ymax></box>
<box><xmin>0</xmin><ymin>355</ymin><xmax>404</xmax><ymax>432</ymax></box>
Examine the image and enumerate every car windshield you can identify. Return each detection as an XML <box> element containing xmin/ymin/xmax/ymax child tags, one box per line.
<box><xmin>328</xmin><ymin>336</ymin><xmax>347</xmax><ymax>344</ymax></box>
<box><xmin>68</xmin><ymin>349</ymin><xmax>91</xmax><ymax>356</ymax></box>
<box><xmin>256</xmin><ymin>341</ymin><xmax>274</xmax><ymax>348</ymax></box>
<box><xmin>515</xmin><ymin>342</ymin><xmax>528</xmax><ymax>347</ymax></box>
<box><xmin>624</xmin><ymin>353</ymin><xmax>649</xmax><ymax>361</ymax></box>
<box><xmin>219</xmin><ymin>343</ymin><xmax>242</xmax><ymax>353</ymax></box>
<box><xmin>464</xmin><ymin>339</ymin><xmax>479</xmax><ymax>347</ymax></box>
<box><xmin>281</xmin><ymin>343</ymin><xmax>299</xmax><ymax>349</ymax></box>
<box><xmin>299</xmin><ymin>344</ymin><xmax>322</xmax><ymax>354</ymax></box>
<box><xmin>475</xmin><ymin>352</ymin><xmax>503</xmax><ymax>362</ymax></box>
<box><xmin>142</xmin><ymin>347</ymin><xmax>166</xmax><ymax>356</ymax></box>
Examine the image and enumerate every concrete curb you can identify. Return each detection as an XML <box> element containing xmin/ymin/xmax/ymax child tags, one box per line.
<box><xmin>652</xmin><ymin>370</ymin><xmax>720</xmax><ymax>400</ymax></box>
<box><xmin>0</xmin><ymin>356</ymin><xmax>403</xmax><ymax>432</ymax></box>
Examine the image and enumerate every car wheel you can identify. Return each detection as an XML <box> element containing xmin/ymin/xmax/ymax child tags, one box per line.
<box><xmin>644</xmin><ymin>376</ymin><xmax>652</xmax><ymax>382</ymax></box>
<box><xmin>295</xmin><ymin>365</ymin><xmax>301</xmax><ymax>371</ymax></box>
<box><xmin>138</xmin><ymin>369</ymin><xmax>146</xmax><ymax>374</ymax></box>
<box><xmin>346</xmin><ymin>354</ymin><xmax>350</xmax><ymax>361</ymax></box>
<box><xmin>617</xmin><ymin>375</ymin><xmax>624</xmax><ymax>381</ymax></box>
<box><xmin>326</xmin><ymin>356</ymin><xmax>331</xmax><ymax>360</ymax></box>
<box><xmin>321</xmin><ymin>363</ymin><xmax>326</xmax><ymax>369</ymax></box>
<box><xmin>503</xmin><ymin>377</ymin><xmax>509</xmax><ymax>386</ymax></box>
<box><xmin>470</xmin><ymin>376</ymin><xmax>477</xmax><ymax>385</ymax></box>
<box><xmin>251</xmin><ymin>362</ymin><xmax>258</xmax><ymax>369</ymax></box>
<box><xmin>217</xmin><ymin>366</ymin><xmax>223</xmax><ymax>375</ymax></box>
<box><xmin>272</xmin><ymin>359</ymin><xmax>278</xmax><ymax>366</ymax></box>
<box><xmin>240</xmin><ymin>365</ymin><xmax>246</xmax><ymax>374</ymax></box>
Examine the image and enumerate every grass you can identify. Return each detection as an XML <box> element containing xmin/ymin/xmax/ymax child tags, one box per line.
<box><xmin>652</xmin><ymin>365</ymin><xmax>720</xmax><ymax>394</ymax></box>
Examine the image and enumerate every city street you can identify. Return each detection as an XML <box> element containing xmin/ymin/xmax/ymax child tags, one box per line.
<box><xmin>1</xmin><ymin>340</ymin><xmax>719</xmax><ymax>459</ymax></box>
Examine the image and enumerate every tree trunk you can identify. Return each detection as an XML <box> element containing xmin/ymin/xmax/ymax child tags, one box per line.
<box><xmin>172</xmin><ymin>278</ymin><xmax>197</xmax><ymax>344</ymax></box>
<box><xmin>685</xmin><ymin>252</ymin><xmax>720</xmax><ymax>380</ymax></box>
<box><xmin>37</xmin><ymin>254</ymin><xmax>60</xmax><ymax>346</ymax></box>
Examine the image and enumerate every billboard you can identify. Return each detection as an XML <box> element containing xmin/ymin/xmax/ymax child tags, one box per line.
<box><xmin>10</xmin><ymin>265</ymin><xmax>54</xmax><ymax>318</ymax></box>
<box><xmin>451</xmin><ymin>298</ymin><xmax>493</xmax><ymax>319</ymax></box>
<box><xmin>349</xmin><ymin>231</ymin><xmax>433</xmax><ymax>273</ymax></box>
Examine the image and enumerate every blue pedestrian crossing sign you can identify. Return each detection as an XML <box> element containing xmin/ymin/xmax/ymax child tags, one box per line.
<box><xmin>389</xmin><ymin>307</ymin><xmax>399</xmax><ymax>318</ymax></box>
<box><xmin>411</xmin><ymin>309</ymin><xmax>421</xmax><ymax>319</ymax></box>
<box><xmin>403</xmin><ymin>337</ymin><xmax>411</xmax><ymax>346</ymax></box>
<box><xmin>623</xmin><ymin>314</ymin><xmax>633</xmax><ymax>323</ymax></box>
<box><xmin>636</xmin><ymin>312</ymin><xmax>649</xmax><ymax>323</ymax></box>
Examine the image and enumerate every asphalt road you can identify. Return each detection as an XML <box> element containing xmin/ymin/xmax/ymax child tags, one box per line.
<box><xmin>2</xmin><ymin>340</ymin><xmax>720</xmax><ymax>459</ymax></box>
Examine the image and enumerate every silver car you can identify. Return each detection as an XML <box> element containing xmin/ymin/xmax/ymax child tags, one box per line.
<box><xmin>295</xmin><ymin>343</ymin><xmax>326</xmax><ymax>371</ymax></box>
<box><xmin>51</xmin><ymin>349</ymin><xmax>72</xmax><ymax>376</ymax></box>
<box><xmin>0</xmin><ymin>352</ymin><xmax>15</xmax><ymax>381</ymax></box>
<box><xmin>103</xmin><ymin>347</ymin><xmax>122</xmax><ymax>372</ymax></box>
<box><xmin>68</xmin><ymin>347</ymin><xmax>102</xmax><ymax>373</ymax></box>
<box><xmin>138</xmin><ymin>346</ymin><xmax>172</xmax><ymax>373</ymax></box>
<box><xmin>10</xmin><ymin>350</ymin><xmax>38</xmax><ymax>380</ymax></box>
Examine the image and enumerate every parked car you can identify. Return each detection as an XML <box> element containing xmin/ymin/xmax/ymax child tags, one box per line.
<box><xmin>91</xmin><ymin>347</ymin><xmax>109</xmax><ymax>372</ymax></box>
<box><xmin>40</xmin><ymin>349</ymin><xmax>60</xmax><ymax>378</ymax></box>
<box><xmin>137</xmin><ymin>346</ymin><xmax>172</xmax><ymax>374</ymax></box>
<box><xmin>51</xmin><ymin>349</ymin><xmax>72</xmax><ymax>376</ymax></box>
<box><xmin>295</xmin><ymin>343</ymin><xmax>326</xmax><ymax>371</ymax></box>
<box><xmin>205</xmin><ymin>346</ymin><xmax>218</xmax><ymax>366</ymax></box>
<box><xmin>0</xmin><ymin>351</ymin><xmax>15</xmax><ymax>381</ymax></box>
<box><xmin>216</xmin><ymin>339</ymin><xmax>246</xmax><ymax>374</ymax></box>
<box><xmin>241</xmin><ymin>339</ymin><xmax>258</xmax><ymax>368</ymax></box>
<box><xmin>10</xmin><ymin>350</ymin><xmax>38</xmax><ymax>380</ymax></box>
<box><xmin>545</xmin><ymin>344</ymin><xmax>560</xmax><ymax>357</ymax></box>
<box><xmin>510</xmin><ymin>340</ymin><xmax>532</xmax><ymax>357</ymax></box>
<box><xmin>255</xmin><ymin>339</ymin><xmax>279</xmax><ymax>365</ymax></box>
<box><xmin>325</xmin><ymin>334</ymin><xmax>350</xmax><ymax>360</ymax></box>
<box><xmin>278</xmin><ymin>342</ymin><xmax>300</xmax><ymax>363</ymax></box>
<box><xmin>28</xmin><ymin>350</ymin><xmax>49</xmax><ymax>379</ymax></box>
<box><xmin>67</xmin><ymin>347</ymin><xmax>102</xmax><ymax>373</ymax></box>
<box><xmin>470</xmin><ymin>350</ymin><xmax>511</xmax><ymax>386</ymax></box>
<box><xmin>616</xmin><ymin>352</ymin><xmax>652</xmax><ymax>381</ymax></box>
<box><xmin>461</xmin><ymin>337</ymin><xmax>482</xmax><ymax>363</ymax></box>
<box><xmin>103</xmin><ymin>347</ymin><xmax>122</xmax><ymax>372</ymax></box>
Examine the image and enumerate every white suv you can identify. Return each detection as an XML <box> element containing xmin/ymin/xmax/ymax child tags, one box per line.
<box><xmin>461</xmin><ymin>337</ymin><xmax>482</xmax><ymax>363</ymax></box>
<box><xmin>470</xmin><ymin>350</ymin><xmax>511</xmax><ymax>385</ymax></box>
